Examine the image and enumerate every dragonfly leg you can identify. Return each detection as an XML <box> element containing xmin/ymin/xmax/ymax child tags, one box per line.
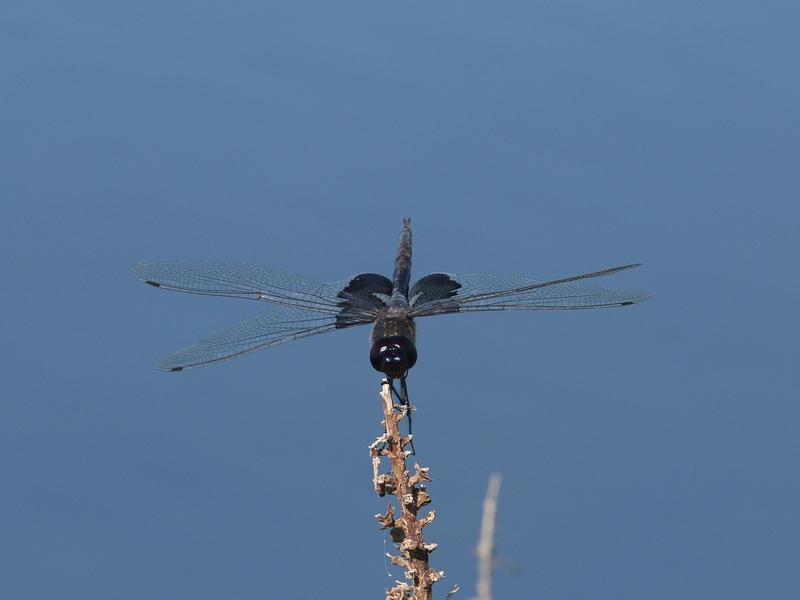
<box><xmin>389</xmin><ymin>375</ymin><xmax>416</xmax><ymax>455</ymax></box>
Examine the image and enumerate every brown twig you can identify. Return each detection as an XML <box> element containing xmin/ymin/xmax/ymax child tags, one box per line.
<box><xmin>370</xmin><ymin>379</ymin><xmax>443</xmax><ymax>600</ymax></box>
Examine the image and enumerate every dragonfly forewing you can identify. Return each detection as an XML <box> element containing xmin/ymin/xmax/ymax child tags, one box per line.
<box><xmin>133</xmin><ymin>259</ymin><xmax>387</xmax><ymax>318</ymax></box>
<box><xmin>409</xmin><ymin>265</ymin><xmax>650</xmax><ymax>316</ymax></box>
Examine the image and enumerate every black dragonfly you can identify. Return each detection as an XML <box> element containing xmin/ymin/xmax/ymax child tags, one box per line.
<box><xmin>133</xmin><ymin>219</ymin><xmax>649</xmax><ymax>380</ymax></box>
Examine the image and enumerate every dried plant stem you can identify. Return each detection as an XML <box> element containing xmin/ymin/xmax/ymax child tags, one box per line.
<box><xmin>370</xmin><ymin>379</ymin><xmax>443</xmax><ymax>600</ymax></box>
<box><xmin>475</xmin><ymin>473</ymin><xmax>502</xmax><ymax>600</ymax></box>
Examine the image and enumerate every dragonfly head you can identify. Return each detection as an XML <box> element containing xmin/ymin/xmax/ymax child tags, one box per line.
<box><xmin>370</xmin><ymin>335</ymin><xmax>417</xmax><ymax>379</ymax></box>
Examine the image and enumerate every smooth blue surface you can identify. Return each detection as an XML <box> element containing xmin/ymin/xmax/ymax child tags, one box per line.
<box><xmin>2</xmin><ymin>2</ymin><xmax>798</xmax><ymax>598</ymax></box>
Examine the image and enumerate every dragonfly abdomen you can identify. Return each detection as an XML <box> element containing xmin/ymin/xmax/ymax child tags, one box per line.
<box><xmin>391</xmin><ymin>218</ymin><xmax>412</xmax><ymax>302</ymax></box>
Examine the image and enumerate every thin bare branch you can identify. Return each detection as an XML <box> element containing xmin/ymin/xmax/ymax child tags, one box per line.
<box><xmin>475</xmin><ymin>473</ymin><xmax>502</xmax><ymax>600</ymax></box>
<box><xmin>371</xmin><ymin>379</ymin><xmax>442</xmax><ymax>600</ymax></box>
<box><xmin>445</xmin><ymin>584</ymin><xmax>461</xmax><ymax>599</ymax></box>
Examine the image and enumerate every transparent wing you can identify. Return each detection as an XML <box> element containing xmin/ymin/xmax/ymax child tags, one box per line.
<box><xmin>155</xmin><ymin>305</ymin><xmax>369</xmax><ymax>371</ymax></box>
<box><xmin>409</xmin><ymin>264</ymin><xmax>650</xmax><ymax>317</ymax></box>
<box><xmin>132</xmin><ymin>259</ymin><xmax>386</xmax><ymax>318</ymax></box>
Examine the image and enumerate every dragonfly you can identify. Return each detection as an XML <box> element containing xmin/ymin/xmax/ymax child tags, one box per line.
<box><xmin>133</xmin><ymin>219</ymin><xmax>649</xmax><ymax>380</ymax></box>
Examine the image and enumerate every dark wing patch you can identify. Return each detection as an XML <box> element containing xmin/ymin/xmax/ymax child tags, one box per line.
<box><xmin>336</xmin><ymin>273</ymin><xmax>392</xmax><ymax>327</ymax></box>
<box><xmin>409</xmin><ymin>273</ymin><xmax>461</xmax><ymax>307</ymax></box>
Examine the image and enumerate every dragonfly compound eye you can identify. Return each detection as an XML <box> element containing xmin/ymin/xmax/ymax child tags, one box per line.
<box><xmin>370</xmin><ymin>336</ymin><xmax>418</xmax><ymax>378</ymax></box>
